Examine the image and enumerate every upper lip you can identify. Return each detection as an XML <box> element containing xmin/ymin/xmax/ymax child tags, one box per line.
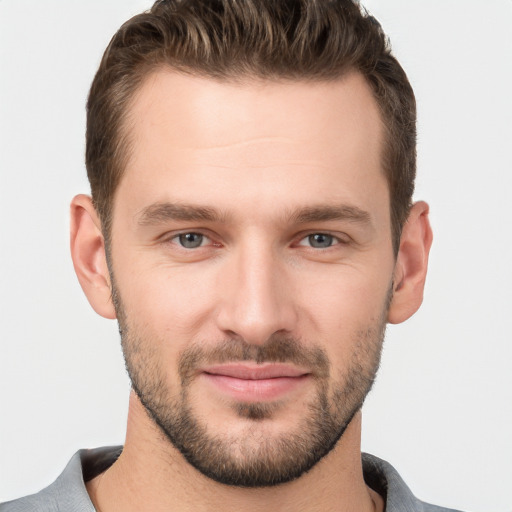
<box><xmin>201</xmin><ymin>363</ymin><xmax>310</xmax><ymax>380</ymax></box>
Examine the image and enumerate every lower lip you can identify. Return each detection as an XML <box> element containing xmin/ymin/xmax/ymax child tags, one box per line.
<box><xmin>201</xmin><ymin>373</ymin><xmax>310</xmax><ymax>402</ymax></box>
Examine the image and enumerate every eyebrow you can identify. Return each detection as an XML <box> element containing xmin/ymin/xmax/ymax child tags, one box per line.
<box><xmin>137</xmin><ymin>202</ymin><xmax>372</xmax><ymax>227</ymax></box>
<box><xmin>289</xmin><ymin>205</ymin><xmax>372</xmax><ymax>226</ymax></box>
<box><xmin>137</xmin><ymin>203</ymin><xmax>226</xmax><ymax>225</ymax></box>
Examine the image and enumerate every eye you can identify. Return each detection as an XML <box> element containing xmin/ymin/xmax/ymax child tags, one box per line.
<box><xmin>298</xmin><ymin>233</ymin><xmax>337</xmax><ymax>249</ymax></box>
<box><xmin>175</xmin><ymin>232</ymin><xmax>207</xmax><ymax>249</ymax></box>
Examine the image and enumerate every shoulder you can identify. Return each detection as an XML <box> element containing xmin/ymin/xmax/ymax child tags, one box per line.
<box><xmin>0</xmin><ymin>486</ymin><xmax>64</xmax><ymax>512</ymax></box>
<box><xmin>362</xmin><ymin>453</ymin><xmax>465</xmax><ymax>512</ymax></box>
<box><xmin>0</xmin><ymin>447</ymin><xmax>122</xmax><ymax>512</ymax></box>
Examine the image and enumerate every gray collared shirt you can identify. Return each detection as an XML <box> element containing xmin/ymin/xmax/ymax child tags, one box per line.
<box><xmin>1</xmin><ymin>446</ymin><xmax>463</xmax><ymax>511</ymax></box>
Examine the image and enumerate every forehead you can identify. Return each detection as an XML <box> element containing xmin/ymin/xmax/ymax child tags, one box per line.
<box><xmin>125</xmin><ymin>70</ymin><xmax>383</xmax><ymax>158</ymax></box>
<box><xmin>116</xmin><ymin>70</ymin><xmax>387</xmax><ymax>224</ymax></box>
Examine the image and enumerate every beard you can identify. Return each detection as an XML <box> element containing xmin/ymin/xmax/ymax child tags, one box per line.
<box><xmin>113</xmin><ymin>284</ymin><xmax>388</xmax><ymax>488</ymax></box>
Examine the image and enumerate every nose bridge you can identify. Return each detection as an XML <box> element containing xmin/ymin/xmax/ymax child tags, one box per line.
<box><xmin>216</xmin><ymin>236</ymin><xmax>296</xmax><ymax>344</ymax></box>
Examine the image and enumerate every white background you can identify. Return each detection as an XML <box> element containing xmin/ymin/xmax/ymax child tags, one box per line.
<box><xmin>1</xmin><ymin>1</ymin><xmax>511</xmax><ymax>510</ymax></box>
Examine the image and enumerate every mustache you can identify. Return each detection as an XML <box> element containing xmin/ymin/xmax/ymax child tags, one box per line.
<box><xmin>178</xmin><ymin>335</ymin><xmax>330</xmax><ymax>385</ymax></box>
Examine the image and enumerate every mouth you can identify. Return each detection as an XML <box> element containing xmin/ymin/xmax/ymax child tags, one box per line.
<box><xmin>200</xmin><ymin>363</ymin><xmax>311</xmax><ymax>402</ymax></box>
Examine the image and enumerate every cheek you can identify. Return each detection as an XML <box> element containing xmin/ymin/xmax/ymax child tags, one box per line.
<box><xmin>297</xmin><ymin>263</ymin><xmax>391</xmax><ymax>319</ymax></box>
<box><xmin>116</xmin><ymin>265</ymin><xmax>222</xmax><ymax>392</ymax></box>
<box><xmin>116</xmin><ymin>259</ymin><xmax>221</xmax><ymax>340</ymax></box>
<box><xmin>293</xmin><ymin>264</ymin><xmax>391</xmax><ymax>360</ymax></box>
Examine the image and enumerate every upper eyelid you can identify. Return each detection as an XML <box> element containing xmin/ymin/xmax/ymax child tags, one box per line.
<box><xmin>170</xmin><ymin>230</ymin><xmax>209</xmax><ymax>238</ymax></box>
<box><xmin>160</xmin><ymin>229</ymin><xmax>213</xmax><ymax>241</ymax></box>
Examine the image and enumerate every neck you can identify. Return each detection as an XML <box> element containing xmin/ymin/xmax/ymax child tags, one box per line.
<box><xmin>87</xmin><ymin>392</ymin><xmax>383</xmax><ymax>512</ymax></box>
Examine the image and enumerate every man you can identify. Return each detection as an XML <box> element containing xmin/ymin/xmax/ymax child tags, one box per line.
<box><xmin>1</xmin><ymin>0</ymin><xmax>462</xmax><ymax>510</ymax></box>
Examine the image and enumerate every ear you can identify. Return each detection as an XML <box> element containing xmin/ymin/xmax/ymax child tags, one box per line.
<box><xmin>388</xmin><ymin>201</ymin><xmax>433</xmax><ymax>324</ymax></box>
<box><xmin>70</xmin><ymin>194</ymin><xmax>116</xmax><ymax>319</ymax></box>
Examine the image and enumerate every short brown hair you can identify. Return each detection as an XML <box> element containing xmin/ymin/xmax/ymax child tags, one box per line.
<box><xmin>86</xmin><ymin>0</ymin><xmax>416</xmax><ymax>253</ymax></box>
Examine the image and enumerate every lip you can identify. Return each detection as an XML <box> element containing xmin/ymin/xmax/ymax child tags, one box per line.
<box><xmin>202</xmin><ymin>363</ymin><xmax>309</xmax><ymax>380</ymax></box>
<box><xmin>200</xmin><ymin>363</ymin><xmax>311</xmax><ymax>402</ymax></box>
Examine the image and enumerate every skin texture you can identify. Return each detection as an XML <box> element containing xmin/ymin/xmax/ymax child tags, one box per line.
<box><xmin>71</xmin><ymin>70</ymin><xmax>432</xmax><ymax>512</ymax></box>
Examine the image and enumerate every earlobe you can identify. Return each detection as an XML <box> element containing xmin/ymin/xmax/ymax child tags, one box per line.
<box><xmin>70</xmin><ymin>194</ymin><xmax>116</xmax><ymax>320</ymax></box>
<box><xmin>387</xmin><ymin>201</ymin><xmax>433</xmax><ymax>324</ymax></box>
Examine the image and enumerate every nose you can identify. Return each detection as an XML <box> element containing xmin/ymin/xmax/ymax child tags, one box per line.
<box><xmin>215</xmin><ymin>241</ymin><xmax>298</xmax><ymax>345</ymax></box>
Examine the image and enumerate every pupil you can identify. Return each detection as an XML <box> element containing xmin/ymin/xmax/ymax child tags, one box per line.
<box><xmin>179</xmin><ymin>233</ymin><xmax>203</xmax><ymax>248</ymax></box>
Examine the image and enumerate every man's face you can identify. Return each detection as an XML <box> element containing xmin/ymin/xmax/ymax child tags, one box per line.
<box><xmin>108</xmin><ymin>71</ymin><xmax>396</xmax><ymax>486</ymax></box>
